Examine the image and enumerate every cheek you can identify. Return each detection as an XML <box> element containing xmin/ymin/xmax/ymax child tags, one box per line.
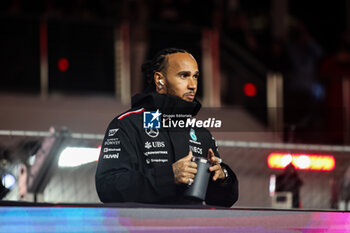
<box><xmin>166</xmin><ymin>82</ymin><xmax>180</xmax><ymax>97</ymax></box>
<box><xmin>178</xmin><ymin>82</ymin><xmax>190</xmax><ymax>94</ymax></box>
<box><xmin>168</xmin><ymin>80</ymin><xmax>185</xmax><ymax>93</ymax></box>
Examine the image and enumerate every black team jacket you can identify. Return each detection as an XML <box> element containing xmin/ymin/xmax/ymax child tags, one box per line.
<box><xmin>95</xmin><ymin>92</ymin><xmax>238</xmax><ymax>207</ymax></box>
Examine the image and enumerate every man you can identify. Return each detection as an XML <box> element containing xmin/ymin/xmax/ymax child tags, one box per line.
<box><xmin>275</xmin><ymin>164</ymin><xmax>303</xmax><ymax>208</ymax></box>
<box><xmin>95</xmin><ymin>48</ymin><xmax>238</xmax><ymax>207</ymax></box>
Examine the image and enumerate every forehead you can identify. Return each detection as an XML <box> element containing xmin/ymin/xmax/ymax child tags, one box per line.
<box><xmin>166</xmin><ymin>52</ymin><xmax>198</xmax><ymax>72</ymax></box>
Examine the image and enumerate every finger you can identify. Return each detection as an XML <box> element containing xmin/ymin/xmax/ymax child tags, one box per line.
<box><xmin>186</xmin><ymin>161</ymin><xmax>197</xmax><ymax>168</ymax></box>
<box><xmin>209</xmin><ymin>155</ymin><xmax>222</xmax><ymax>165</ymax></box>
<box><xmin>213</xmin><ymin>169</ymin><xmax>225</xmax><ymax>181</ymax></box>
<box><xmin>208</xmin><ymin>149</ymin><xmax>222</xmax><ymax>164</ymax></box>
<box><xmin>208</xmin><ymin>148</ymin><xmax>215</xmax><ymax>161</ymax></box>
<box><xmin>213</xmin><ymin>171</ymin><xmax>220</xmax><ymax>181</ymax></box>
<box><xmin>184</xmin><ymin>167</ymin><xmax>197</xmax><ymax>175</ymax></box>
<box><xmin>213</xmin><ymin>169</ymin><xmax>226</xmax><ymax>181</ymax></box>
<box><xmin>179</xmin><ymin>177</ymin><xmax>194</xmax><ymax>185</ymax></box>
<box><xmin>183</xmin><ymin>150</ymin><xmax>193</xmax><ymax>161</ymax></box>
<box><xmin>178</xmin><ymin>169</ymin><xmax>196</xmax><ymax>178</ymax></box>
<box><xmin>178</xmin><ymin>177</ymin><xmax>187</xmax><ymax>184</ymax></box>
<box><xmin>182</xmin><ymin>172</ymin><xmax>196</xmax><ymax>179</ymax></box>
<box><xmin>209</xmin><ymin>164</ymin><xmax>221</xmax><ymax>172</ymax></box>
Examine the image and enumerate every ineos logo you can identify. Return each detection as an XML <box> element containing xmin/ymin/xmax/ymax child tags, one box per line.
<box><xmin>145</xmin><ymin>128</ymin><xmax>159</xmax><ymax>138</ymax></box>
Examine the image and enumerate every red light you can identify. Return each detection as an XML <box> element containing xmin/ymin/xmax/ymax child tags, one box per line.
<box><xmin>267</xmin><ymin>153</ymin><xmax>335</xmax><ymax>171</ymax></box>
<box><xmin>57</xmin><ymin>58</ymin><xmax>69</xmax><ymax>72</ymax></box>
<box><xmin>243</xmin><ymin>83</ymin><xmax>257</xmax><ymax>97</ymax></box>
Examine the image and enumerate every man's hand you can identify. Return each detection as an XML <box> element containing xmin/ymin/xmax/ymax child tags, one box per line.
<box><xmin>208</xmin><ymin>148</ymin><xmax>226</xmax><ymax>181</ymax></box>
<box><xmin>172</xmin><ymin>151</ymin><xmax>197</xmax><ymax>185</ymax></box>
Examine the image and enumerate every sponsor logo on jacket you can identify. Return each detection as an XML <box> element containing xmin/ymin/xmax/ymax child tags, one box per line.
<box><xmin>108</xmin><ymin>128</ymin><xmax>119</xmax><ymax>137</ymax></box>
<box><xmin>190</xmin><ymin>129</ymin><xmax>197</xmax><ymax>141</ymax></box>
<box><xmin>104</xmin><ymin>138</ymin><xmax>121</xmax><ymax>146</ymax></box>
<box><xmin>104</xmin><ymin>148</ymin><xmax>121</xmax><ymax>153</ymax></box>
<box><xmin>189</xmin><ymin>145</ymin><xmax>203</xmax><ymax>155</ymax></box>
<box><xmin>145</xmin><ymin>128</ymin><xmax>159</xmax><ymax>138</ymax></box>
<box><xmin>103</xmin><ymin>153</ymin><xmax>119</xmax><ymax>159</ymax></box>
<box><xmin>144</xmin><ymin>141</ymin><xmax>165</xmax><ymax>149</ymax></box>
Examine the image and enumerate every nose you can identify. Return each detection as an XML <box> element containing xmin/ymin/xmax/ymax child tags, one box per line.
<box><xmin>188</xmin><ymin>76</ymin><xmax>197</xmax><ymax>91</ymax></box>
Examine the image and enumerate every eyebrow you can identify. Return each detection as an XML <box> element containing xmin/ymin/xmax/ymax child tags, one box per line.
<box><xmin>177</xmin><ymin>71</ymin><xmax>200</xmax><ymax>76</ymax></box>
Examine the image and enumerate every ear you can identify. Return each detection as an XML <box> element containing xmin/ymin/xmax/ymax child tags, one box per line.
<box><xmin>154</xmin><ymin>72</ymin><xmax>166</xmax><ymax>94</ymax></box>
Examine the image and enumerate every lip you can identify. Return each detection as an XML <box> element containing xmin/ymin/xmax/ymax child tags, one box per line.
<box><xmin>185</xmin><ymin>94</ymin><xmax>195</xmax><ymax>101</ymax></box>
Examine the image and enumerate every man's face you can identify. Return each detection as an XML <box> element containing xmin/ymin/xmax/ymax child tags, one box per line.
<box><xmin>161</xmin><ymin>52</ymin><xmax>199</xmax><ymax>102</ymax></box>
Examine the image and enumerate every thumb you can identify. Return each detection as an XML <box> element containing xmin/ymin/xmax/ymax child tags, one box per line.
<box><xmin>185</xmin><ymin>150</ymin><xmax>193</xmax><ymax>161</ymax></box>
<box><xmin>208</xmin><ymin>148</ymin><xmax>214</xmax><ymax>159</ymax></box>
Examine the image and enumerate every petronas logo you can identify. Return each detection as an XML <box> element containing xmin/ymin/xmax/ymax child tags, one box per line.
<box><xmin>190</xmin><ymin>129</ymin><xmax>197</xmax><ymax>141</ymax></box>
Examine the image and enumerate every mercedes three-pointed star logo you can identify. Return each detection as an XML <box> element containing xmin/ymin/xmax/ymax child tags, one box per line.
<box><xmin>145</xmin><ymin>128</ymin><xmax>159</xmax><ymax>138</ymax></box>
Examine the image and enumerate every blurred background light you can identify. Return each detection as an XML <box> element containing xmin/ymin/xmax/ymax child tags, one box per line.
<box><xmin>243</xmin><ymin>82</ymin><xmax>257</xmax><ymax>97</ymax></box>
<box><xmin>58</xmin><ymin>146</ymin><xmax>101</xmax><ymax>167</ymax></box>
<box><xmin>267</xmin><ymin>153</ymin><xmax>335</xmax><ymax>171</ymax></box>
<box><xmin>57</xmin><ymin>58</ymin><xmax>69</xmax><ymax>72</ymax></box>
<box><xmin>269</xmin><ymin>174</ymin><xmax>276</xmax><ymax>197</ymax></box>
<box><xmin>1</xmin><ymin>173</ymin><xmax>16</xmax><ymax>189</ymax></box>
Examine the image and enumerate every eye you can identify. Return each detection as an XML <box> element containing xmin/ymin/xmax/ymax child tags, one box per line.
<box><xmin>193</xmin><ymin>74</ymin><xmax>199</xmax><ymax>79</ymax></box>
<box><xmin>180</xmin><ymin>74</ymin><xmax>187</xmax><ymax>79</ymax></box>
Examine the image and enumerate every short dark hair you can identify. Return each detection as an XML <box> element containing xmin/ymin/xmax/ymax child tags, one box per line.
<box><xmin>141</xmin><ymin>48</ymin><xmax>189</xmax><ymax>89</ymax></box>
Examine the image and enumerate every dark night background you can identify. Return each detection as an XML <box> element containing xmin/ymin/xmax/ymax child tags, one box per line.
<box><xmin>1</xmin><ymin>0</ymin><xmax>350</xmax><ymax>144</ymax></box>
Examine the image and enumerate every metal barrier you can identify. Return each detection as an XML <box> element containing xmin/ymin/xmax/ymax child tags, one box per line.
<box><xmin>1</xmin><ymin>130</ymin><xmax>349</xmax><ymax>210</ymax></box>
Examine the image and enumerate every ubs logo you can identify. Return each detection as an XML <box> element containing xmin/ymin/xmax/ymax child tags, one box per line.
<box><xmin>152</xmin><ymin>141</ymin><xmax>165</xmax><ymax>147</ymax></box>
<box><xmin>145</xmin><ymin>141</ymin><xmax>152</xmax><ymax>149</ymax></box>
<box><xmin>145</xmin><ymin>141</ymin><xmax>165</xmax><ymax>149</ymax></box>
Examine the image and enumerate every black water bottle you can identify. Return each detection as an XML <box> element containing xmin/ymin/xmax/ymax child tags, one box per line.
<box><xmin>184</xmin><ymin>157</ymin><xmax>211</xmax><ymax>201</ymax></box>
